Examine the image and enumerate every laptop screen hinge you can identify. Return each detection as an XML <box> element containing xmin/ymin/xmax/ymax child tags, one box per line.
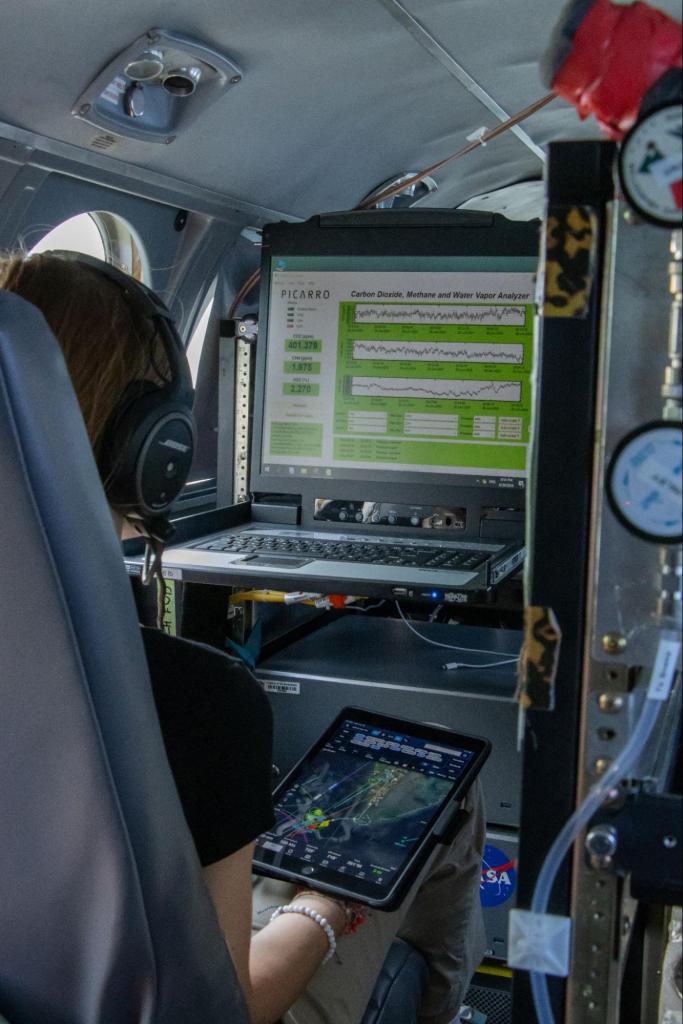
<box><xmin>251</xmin><ymin>501</ymin><xmax>301</xmax><ymax>526</ymax></box>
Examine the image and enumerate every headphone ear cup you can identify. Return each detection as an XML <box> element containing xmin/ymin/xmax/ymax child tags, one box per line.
<box><xmin>100</xmin><ymin>383</ymin><xmax>196</xmax><ymax>516</ymax></box>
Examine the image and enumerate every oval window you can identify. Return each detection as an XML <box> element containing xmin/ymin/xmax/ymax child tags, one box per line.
<box><xmin>28</xmin><ymin>212</ymin><xmax>148</xmax><ymax>281</ymax></box>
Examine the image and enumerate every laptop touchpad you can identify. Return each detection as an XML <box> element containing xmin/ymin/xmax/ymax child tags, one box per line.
<box><xmin>241</xmin><ymin>554</ymin><xmax>313</xmax><ymax>568</ymax></box>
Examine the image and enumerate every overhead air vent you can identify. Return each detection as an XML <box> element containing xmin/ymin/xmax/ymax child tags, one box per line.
<box><xmin>72</xmin><ymin>29</ymin><xmax>242</xmax><ymax>144</ymax></box>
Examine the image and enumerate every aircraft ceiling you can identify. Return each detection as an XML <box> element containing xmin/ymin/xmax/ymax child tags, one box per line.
<box><xmin>1</xmin><ymin>0</ymin><xmax>680</xmax><ymax>221</ymax></box>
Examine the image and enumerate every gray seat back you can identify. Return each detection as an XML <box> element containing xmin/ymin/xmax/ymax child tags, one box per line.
<box><xmin>360</xmin><ymin>939</ymin><xmax>429</xmax><ymax>1024</ymax></box>
<box><xmin>0</xmin><ymin>290</ymin><xmax>248</xmax><ymax>1024</ymax></box>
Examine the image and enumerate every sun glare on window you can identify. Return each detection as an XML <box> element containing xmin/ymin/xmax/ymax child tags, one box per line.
<box><xmin>29</xmin><ymin>214</ymin><xmax>106</xmax><ymax>260</ymax></box>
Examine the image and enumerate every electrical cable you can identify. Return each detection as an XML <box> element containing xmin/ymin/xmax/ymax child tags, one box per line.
<box><xmin>227</xmin><ymin>266</ymin><xmax>261</xmax><ymax>320</ymax></box>
<box><xmin>358</xmin><ymin>92</ymin><xmax>556</xmax><ymax>209</ymax></box>
<box><xmin>395</xmin><ymin>602</ymin><xmax>520</xmax><ymax>667</ymax></box>
<box><xmin>345</xmin><ymin>600</ymin><xmax>386</xmax><ymax>613</ymax></box>
<box><xmin>443</xmin><ymin>657</ymin><xmax>519</xmax><ymax>670</ymax></box>
<box><xmin>226</xmin><ymin>92</ymin><xmax>558</xmax><ymax>314</ymax></box>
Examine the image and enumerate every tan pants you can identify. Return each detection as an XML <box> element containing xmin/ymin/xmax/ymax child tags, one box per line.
<box><xmin>252</xmin><ymin>779</ymin><xmax>487</xmax><ymax>1024</ymax></box>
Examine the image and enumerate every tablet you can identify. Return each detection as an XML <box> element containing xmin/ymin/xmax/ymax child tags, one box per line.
<box><xmin>252</xmin><ymin>706</ymin><xmax>491</xmax><ymax>910</ymax></box>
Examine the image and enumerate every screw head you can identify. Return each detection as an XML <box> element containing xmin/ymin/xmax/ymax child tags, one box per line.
<box><xmin>589</xmin><ymin>854</ymin><xmax>614</xmax><ymax>871</ymax></box>
<box><xmin>602</xmin><ymin>633</ymin><xmax>627</xmax><ymax>655</ymax></box>
<box><xmin>594</xmin><ymin>757</ymin><xmax>612</xmax><ymax>775</ymax></box>
<box><xmin>598</xmin><ymin>693</ymin><xmax>624</xmax><ymax>713</ymax></box>
<box><xmin>165</xmin><ymin>135</ymin><xmax>176</xmax><ymax>145</ymax></box>
<box><xmin>79</xmin><ymin>103</ymin><xmax>91</xmax><ymax>116</ymax></box>
<box><xmin>586</xmin><ymin>824</ymin><xmax>618</xmax><ymax>857</ymax></box>
<box><xmin>230</xmin><ymin>74</ymin><xmax>242</xmax><ymax>84</ymax></box>
<box><xmin>663</xmin><ymin>834</ymin><xmax>678</xmax><ymax>849</ymax></box>
<box><xmin>601</xmin><ymin>786</ymin><xmax>628</xmax><ymax>813</ymax></box>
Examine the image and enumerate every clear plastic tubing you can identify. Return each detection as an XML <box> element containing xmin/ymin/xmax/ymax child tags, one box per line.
<box><xmin>529</xmin><ymin>692</ymin><xmax>663</xmax><ymax>1024</ymax></box>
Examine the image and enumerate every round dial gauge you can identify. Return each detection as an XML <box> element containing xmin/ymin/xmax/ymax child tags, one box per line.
<box><xmin>606</xmin><ymin>422</ymin><xmax>682</xmax><ymax>543</ymax></box>
<box><xmin>618</xmin><ymin>103</ymin><xmax>683</xmax><ymax>228</ymax></box>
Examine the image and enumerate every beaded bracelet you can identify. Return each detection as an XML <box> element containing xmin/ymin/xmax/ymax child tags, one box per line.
<box><xmin>294</xmin><ymin>889</ymin><xmax>368</xmax><ymax>935</ymax></box>
<box><xmin>270</xmin><ymin>903</ymin><xmax>337</xmax><ymax>964</ymax></box>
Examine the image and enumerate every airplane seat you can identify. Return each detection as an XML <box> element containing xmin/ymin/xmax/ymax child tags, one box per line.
<box><xmin>359</xmin><ymin>938</ymin><xmax>430</xmax><ymax>1024</ymax></box>
<box><xmin>0</xmin><ymin>289</ymin><xmax>249</xmax><ymax>1024</ymax></box>
<box><xmin>0</xmin><ymin>287</ymin><xmax>432</xmax><ymax>1024</ymax></box>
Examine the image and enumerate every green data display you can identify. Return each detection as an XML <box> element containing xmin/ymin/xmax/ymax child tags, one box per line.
<box><xmin>332</xmin><ymin>300</ymin><xmax>533</xmax><ymax>470</ymax></box>
<box><xmin>285</xmin><ymin>338</ymin><xmax>322</xmax><ymax>352</ymax></box>
<box><xmin>270</xmin><ymin>422</ymin><xmax>323</xmax><ymax>457</ymax></box>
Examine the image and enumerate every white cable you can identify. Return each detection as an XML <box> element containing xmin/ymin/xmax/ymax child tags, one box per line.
<box><xmin>443</xmin><ymin>657</ymin><xmax>519</xmax><ymax>670</ymax></box>
<box><xmin>395</xmin><ymin>602</ymin><xmax>521</xmax><ymax>665</ymax></box>
<box><xmin>345</xmin><ymin>600</ymin><xmax>386</xmax><ymax>613</ymax></box>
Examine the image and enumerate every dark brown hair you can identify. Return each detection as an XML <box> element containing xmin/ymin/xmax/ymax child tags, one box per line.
<box><xmin>0</xmin><ymin>252</ymin><xmax>167</xmax><ymax>465</ymax></box>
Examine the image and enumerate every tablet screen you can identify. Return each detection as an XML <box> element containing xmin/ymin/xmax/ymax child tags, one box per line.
<box><xmin>253</xmin><ymin>708</ymin><xmax>489</xmax><ymax>907</ymax></box>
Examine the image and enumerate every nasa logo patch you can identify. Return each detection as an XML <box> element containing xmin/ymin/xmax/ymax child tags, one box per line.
<box><xmin>480</xmin><ymin>843</ymin><xmax>518</xmax><ymax>908</ymax></box>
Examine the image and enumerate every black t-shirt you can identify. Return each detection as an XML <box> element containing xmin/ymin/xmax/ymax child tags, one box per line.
<box><xmin>141</xmin><ymin>627</ymin><xmax>275</xmax><ymax>867</ymax></box>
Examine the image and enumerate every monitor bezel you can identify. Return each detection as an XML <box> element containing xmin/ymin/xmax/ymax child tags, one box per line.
<box><xmin>250</xmin><ymin>210</ymin><xmax>540</xmax><ymax>532</ymax></box>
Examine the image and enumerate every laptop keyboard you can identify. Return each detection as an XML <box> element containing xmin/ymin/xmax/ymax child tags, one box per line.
<box><xmin>195</xmin><ymin>533</ymin><xmax>489</xmax><ymax>570</ymax></box>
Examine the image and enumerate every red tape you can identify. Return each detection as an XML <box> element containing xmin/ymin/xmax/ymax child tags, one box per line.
<box><xmin>552</xmin><ymin>0</ymin><xmax>682</xmax><ymax>139</ymax></box>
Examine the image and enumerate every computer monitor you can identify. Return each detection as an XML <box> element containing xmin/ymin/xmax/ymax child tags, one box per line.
<box><xmin>251</xmin><ymin>211</ymin><xmax>539</xmax><ymax>533</ymax></box>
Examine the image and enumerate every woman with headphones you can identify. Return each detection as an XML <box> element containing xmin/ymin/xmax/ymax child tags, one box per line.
<box><xmin>0</xmin><ymin>251</ymin><xmax>486</xmax><ymax>1024</ymax></box>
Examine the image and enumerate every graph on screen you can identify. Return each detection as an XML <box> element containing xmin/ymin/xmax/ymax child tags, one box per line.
<box><xmin>332</xmin><ymin>296</ymin><xmax>533</xmax><ymax>471</ymax></box>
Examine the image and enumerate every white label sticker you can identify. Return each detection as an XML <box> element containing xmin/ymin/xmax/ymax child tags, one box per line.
<box><xmin>647</xmin><ymin>639</ymin><xmax>681</xmax><ymax>701</ymax></box>
<box><xmin>160</xmin><ymin>567</ymin><xmax>182</xmax><ymax>581</ymax></box>
<box><xmin>262</xmin><ymin>680</ymin><xmax>301</xmax><ymax>696</ymax></box>
<box><xmin>100</xmin><ymin>75</ymin><xmax>126</xmax><ymax>105</ymax></box>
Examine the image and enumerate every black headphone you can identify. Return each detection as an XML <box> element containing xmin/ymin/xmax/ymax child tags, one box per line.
<box><xmin>52</xmin><ymin>251</ymin><xmax>196</xmax><ymax>530</ymax></box>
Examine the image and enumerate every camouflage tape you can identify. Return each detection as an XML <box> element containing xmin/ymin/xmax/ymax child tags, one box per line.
<box><xmin>544</xmin><ymin>205</ymin><xmax>597</xmax><ymax>318</ymax></box>
<box><xmin>517</xmin><ymin>605</ymin><xmax>562</xmax><ymax>710</ymax></box>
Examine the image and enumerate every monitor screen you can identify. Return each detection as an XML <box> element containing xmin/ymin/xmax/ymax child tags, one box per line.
<box><xmin>259</xmin><ymin>253</ymin><xmax>537</xmax><ymax>491</ymax></box>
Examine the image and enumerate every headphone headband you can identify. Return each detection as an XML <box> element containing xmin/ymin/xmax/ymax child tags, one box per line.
<box><xmin>49</xmin><ymin>250</ymin><xmax>193</xmax><ymax>405</ymax></box>
<box><xmin>46</xmin><ymin>249</ymin><xmax>197</xmax><ymax>526</ymax></box>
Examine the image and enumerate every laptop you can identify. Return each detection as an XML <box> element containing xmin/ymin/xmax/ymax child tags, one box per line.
<box><xmin>157</xmin><ymin>209</ymin><xmax>539</xmax><ymax>603</ymax></box>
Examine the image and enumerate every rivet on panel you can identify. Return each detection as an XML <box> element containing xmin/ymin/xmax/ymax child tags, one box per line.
<box><xmin>602</xmin><ymin>633</ymin><xmax>627</xmax><ymax>655</ymax></box>
<box><xmin>598</xmin><ymin>693</ymin><xmax>624</xmax><ymax>713</ymax></box>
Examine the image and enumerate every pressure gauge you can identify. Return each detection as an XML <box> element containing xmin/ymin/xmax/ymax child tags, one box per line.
<box><xmin>606</xmin><ymin>421</ymin><xmax>682</xmax><ymax>543</ymax></box>
<box><xmin>618</xmin><ymin>102</ymin><xmax>683</xmax><ymax>228</ymax></box>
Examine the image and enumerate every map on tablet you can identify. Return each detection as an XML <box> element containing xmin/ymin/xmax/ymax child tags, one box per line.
<box><xmin>253</xmin><ymin>707</ymin><xmax>490</xmax><ymax>909</ymax></box>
